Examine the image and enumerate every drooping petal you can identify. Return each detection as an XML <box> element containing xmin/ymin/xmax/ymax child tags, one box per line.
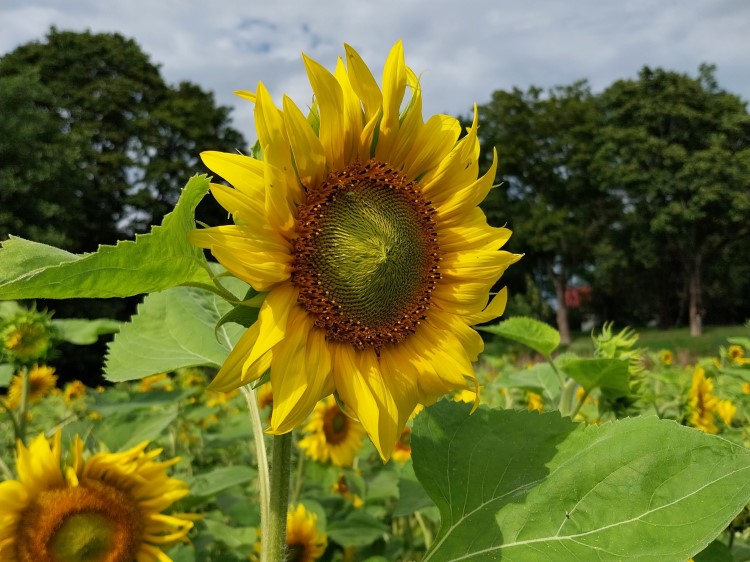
<box><xmin>332</xmin><ymin>345</ymin><xmax>399</xmax><ymax>461</ymax></box>
<box><xmin>269</xmin><ymin>310</ymin><xmax>333</xmax><ymax>434</ymax></box>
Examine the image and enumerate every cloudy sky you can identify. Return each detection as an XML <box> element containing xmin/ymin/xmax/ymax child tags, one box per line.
<box><xmin>2</xmin><ymin>0</ymin><xmax>748</xmax><ymax>135</ymax></box>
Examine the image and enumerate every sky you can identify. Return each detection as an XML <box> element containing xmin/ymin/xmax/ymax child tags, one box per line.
<box><xmin>1</xmin><ymin>0</ymin><xmax>748</xmax><ymax>136</ymax></box>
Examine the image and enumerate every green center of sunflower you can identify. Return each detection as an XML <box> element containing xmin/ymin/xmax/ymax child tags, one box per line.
<box><xmin>16</xmin><ymin>480</ymin><xmax>144</xmax><ymax>562</ymax></box>
<box><xmin>293</xmin><ymin>160</ymin><xmax>440</xmax><ymax>350</ymax></box>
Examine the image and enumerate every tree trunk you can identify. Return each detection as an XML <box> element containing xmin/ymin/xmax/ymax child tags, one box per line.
<box><xmin>551</xmin><ymin>274</ymin><xmax>572</xmax><ymax>345</ymax></box>
<box><xmin>688</xmin><ymin>256</ymin><xmax>703</xmax><ymax>337</ymax></box>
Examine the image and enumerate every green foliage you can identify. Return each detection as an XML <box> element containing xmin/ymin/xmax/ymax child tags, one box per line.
<box><xmin>0</xmin><ymin>175</ymin><xmax>213</xmax><ymax>300</ymax></box>
<box><xmin>0</xmin><ymin>29</ymin><xmax>246</xmax><ymax>251</ymax></box>
<box><xmin>559</xmin><ymin>357</ymin><xmax>630</xmax><ymax>394</ymax></box>
<box><xmin>104</xmin><ymin>285</ymin><xmax>245</xmax><ymax>382</ymax></box>
<box><xmin>52</xmin><ymin>318</ymin><xmax>122</xmax><ymax>345</ymax></box>
<box><xmin>414</xmin><ymin>401</ymin><xmax>750</xmax><ymax>561</ymax></box>
<box><xmin>480</xmin><ymin>316</ymin><xmax>560</xmax><ymax>357</ymax></box>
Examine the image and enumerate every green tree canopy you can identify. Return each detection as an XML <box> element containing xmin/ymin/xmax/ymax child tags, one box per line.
<box><xmin>591</xmin><ymin>65</ymin><xmax>750</xmax><ymax>334</ymax></box>
<box><xmin>0</xmin><ymin>28</ymin><xmax>246</xmax><ymax>252</ymax></box>
<box><xmin>476</xmin><ymin>82</ymin><xmax>609</xmax><ymax>343</ymax></box>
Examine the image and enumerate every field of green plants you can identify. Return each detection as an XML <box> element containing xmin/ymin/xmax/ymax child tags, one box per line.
<box><xmin>2</xmin><ymin>298</ymin><xmax>750</xmax><ymax>561</ymax></box>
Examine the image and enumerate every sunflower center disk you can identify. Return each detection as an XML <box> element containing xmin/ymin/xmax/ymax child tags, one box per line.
<box><xmin>16</xmin><ymin>481</ymin><xmax>143</xmax><ymax>562</ymax></box>
<box><xmin>293</xmin><ymin>161</ymin><xmax>440</xmax><ymax>350</ymax></box>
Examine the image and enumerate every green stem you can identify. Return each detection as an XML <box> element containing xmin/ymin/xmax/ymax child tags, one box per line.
<box><xmin>547</xmin><ymin>356</ymin><xmax>566</xmax><ymax>391</ymax></box>
<box><xmin>558</xmin><ymin>379</ymin><xmax>578</xmax><ymax>418</ymax></box>
<box><xmin>569</xmin><ymin>388</ymin><xmax>590</xmax><ymax>419</ymax></box>
<box><xmin>291</xmin><ymin>440</ymin><xmax>305</xmax><ymax>505</ymax></box>
<box><xmin>266</xmin><ymin>433</ymin><xmax>293</xmax><ymax>562</ymax></box>
<box><xmin>241</xmin><ymin>386</ymin><xmax>270</xmax><ymax>559</ymax></box>
<box><xmin>0</xmin><ymin>399</ymin><xmax>20</xmax><ymax>441</ymax></box>
<box><xmin>0</xmin><ymin>455</ymin><xmax>13</xmax><ymax>480</ymax></box>
<box><xmin>415</xmin><ymin>511</ymin><xmax>433</xmax><ymax>549</ymax></box>
<box><xmin>18</xmin><ymin>367</ymin><xmax>30</xmax><ymax>444</ymax></box>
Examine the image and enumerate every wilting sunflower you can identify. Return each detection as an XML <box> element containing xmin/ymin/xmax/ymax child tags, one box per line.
<box><xmin>298</xmin><ymin>396</ymin><xmax>366</xmax><ymax>467</ymax></box>
<box><xmin>5</xmin><ymin>364</ymin><xmax>58</xmax><ymax>408</ymax></box>
<box><xmin>0</xmin><ymin>431</ymin><xmax>195</xmax><ymax>562</ymax></box>
<box><xmin>285</xmin><ymin>504</ymin><xmax>327</xmax><ymax>562</ymax></box>
<box><xmin>191</xmin><ymin>41</ymin><xmax>520</xmax><ymax>459</ymax></box>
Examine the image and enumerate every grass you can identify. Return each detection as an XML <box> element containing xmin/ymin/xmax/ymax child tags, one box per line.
<box><xmin>567</xmin><ymin>323</ymin><xmax>750</xmax><ymax>358</ymax></box>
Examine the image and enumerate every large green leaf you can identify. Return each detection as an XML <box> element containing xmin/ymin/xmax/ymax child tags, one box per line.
<box><xmin>413</xmin><ymin>401</ymin><xmax>750</xmax><ymax>562</ymax></box>
<box><xmin>189</xmin><ymin>466</ymin><xmax>257</xmax><ymax>498</ymax></box>
<box><xmin>104</xmin><ymin>286</ymin><xmax>245</xmax><ymax>382</ymax></box>
<box><xmin>560</xmin><ymin>357</ymin><xmax>631</xmax><ymax>395</ymax></box>
<box><xmin>52</xmin><ymin>318</ymin><xmax>122</xmax><ymax>344</ymax></box>
<box><xmin>0</xmin><ymin>363</ymin><xmax>13</xmax><ymax>386</ymax></box>
<box><xmin>503</xmin><ymin>362</ymin><xmax>561</xmax><ymax>401</ymax></box>
<box><xmin>480</xmin><ymin>316</ymin><xmax>560</xmax><ymax>357</ymax></box>
<box><xmin>93</xmin><ymin>408</ymin><xmax>178</xmax><ymax>450</ymax></box>
<box><xmin>0</xmin><ymin>175</ymin><xmax>213</xmax><ymax>299</ymax></box>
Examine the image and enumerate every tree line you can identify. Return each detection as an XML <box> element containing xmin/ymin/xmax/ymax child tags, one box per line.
<box><xmin>473</xmin><ymin>67</ymin><xmax>750</xmax><ymax>341</ymax></box>
<box><xmin>1</xmin><ymin>29</ymin><xmax>748</xmax><ymax>345</ymax></box>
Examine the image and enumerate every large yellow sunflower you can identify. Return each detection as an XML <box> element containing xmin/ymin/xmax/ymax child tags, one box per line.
<box><xmin>191</xmin><ymin>41</ymin><xmax>520</xmax><ymax>459</ymax></box>
<box><xmin>0</xmin><ymin>432</ymin><xmax>195</xmax><ymax>562</ymax></box>
<box><xmin>298</xmin><ymin>396</ymin><xmax>367</xmax><ymax>467</ymax></box>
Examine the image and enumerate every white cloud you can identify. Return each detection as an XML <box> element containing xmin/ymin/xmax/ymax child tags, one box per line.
<box><xmin>2</xmin><ymin>0</ymin><xmax>748</xmax><ymax>137</ymax></box>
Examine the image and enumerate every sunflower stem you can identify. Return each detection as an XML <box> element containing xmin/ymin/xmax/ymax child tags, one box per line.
<box><xmin>0</xmin><ymin>398</ymin><xmax>20</xmax><ymax>441</ymax></box>
<box><xmin>18</xmin><ymin>366</ymin><xmax>30</xmax><ymax>444</ymax></box>
<box><xmin>241</xmin><ymin>386</ymin><xmax>271</xmax><ymax>560</ymax></box>
<box><xmin>267</xmin><ymin>432</ymin><xmax>293</xmax><ymax>562</ymax></box>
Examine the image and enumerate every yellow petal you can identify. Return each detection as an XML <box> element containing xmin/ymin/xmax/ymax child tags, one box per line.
<box><xmin>375</xmin><ymin>41</ymin><xmax>407</xmax><ymax>162</ymax></box>
<box><xmin>200</xmin><ymin>152</ymin><xmax>264</xmax><ymax>197</ymax></box>
<box><xmin>303</xmin><ymin>53</ymin><xmax>346</xmax><ymax>170</ymax></box>
<box><xmin>335</xmin><ymin>57</ymin><xmax>364</xmax><ymax>164</ymax></box>
<box><xmin>332</xmin><ymin>345</ymin><xmax>399</xmax><ymax>461</ymax></box>
<box><xmin>344</xmin><ymin>43</ymin><xmax>382</xmax><ymax>121</ymax></box>
<box><xmin>234</xmin><ymin>90</ymin><xmax>256</xmax><ymax>103</ymax></box>
<box><xmin>420</xmin><ymin>106</ymin><xmax>479</xmax><ymax>200</ymax></box>
<box><xmin>464</xmin><ymin>287</ymin><xmax>509</xmax><ymax>326</ymax></box>
<box><xmin>435</xmin><ymin>148</ymin><xmax>498</xmax><ymax>222</ymax></box>
<box><xmin>282</xmin><ymin>95</ymin><xmax>326</xmax><ymax>190</ymax></box>
<box><xmin>388</xmin><ymin>69</ymin><xmax>423</xmax><ymax>170</ymax></box>
<box><xmin>426</xmin><ymin>309</ymin><xmax>485</xmax><ymax>361</ymax></box>
<box><xmin>403</xmin><ymin>114</ymin><xmax>461</xmax><ymax>181</ymax></box>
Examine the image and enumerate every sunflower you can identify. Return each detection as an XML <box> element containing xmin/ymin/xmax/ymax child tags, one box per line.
<box><xmin>5</xmin><ymin>364</ymin><xmax>57</xmax><ymax>408</ymax></box>
<box><xmin>716</xmin><ymin>399</ymin><xmax>736</xmax><ymax>426</ymax></box>
<box><xmin>0</xmin><ymin>431</ymin><xmax>195</xmax><ymax>562</ymax></box>
<box><xmin>392</xmin><ymin>426</ymin><xmax>413</xmax><ymax>464</ymax></box>
<box><xmin>688</xmin><ymin>366</ymin><xmax>719</xmax><ymax>434</ymax></box>
<box><xmin>527</xmin><ymin>392</ymin><xmax>544</xmax><ymax>412</ymax></box>
<box><xmin>63</xmin><ymin>380</ymin><xmax>87</xmax><ymax>405</ymax></box>
<box><xmin>298</xmin><ymin>396</ymin><xmax>367</xmax><ymax>467</ymax></box>
<box><xmin>729</xmin><ymin>344</ymin><xmax>745</xmax><ymax>363</ymax></box>
<box><xmin>659</xmin><ymin>349</ymin><xmax>673</xmax><ymax>366</ymax></box>
<box><xmin>285</xmin><ymin>504</ymin><xmax>327</xmax><ymax>562</ymax></box>
<box><xmin>1</xmin><ymin>309</ymin><xmax>53</xmax><ymax>362</ymax></box>
<box><xmin>191</xmin><ymin>41</ymin><xmax>520</xmax><ymax>459</ymax></box>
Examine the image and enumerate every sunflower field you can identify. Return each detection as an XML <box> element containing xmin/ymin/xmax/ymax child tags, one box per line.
<box><xmin>2</xmin><ymin>42</ymin><xmax>750</xmax><ymax>562</ymax></box>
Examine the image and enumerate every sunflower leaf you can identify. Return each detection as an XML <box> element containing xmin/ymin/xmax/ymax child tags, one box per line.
<box><xmin>52</xmin><ymin>318</ymin><xmax>122</xmax><ymax>345</ymax></box>
<box><xmin>559</xmin><ymin>357</ymin><xmax>631</xmax><ymax>395</ymax></box>
<box><xmin>0</xmin><ymin>175</ymin><xmax>213</xmax><ymax>299</ymax></box>
<box><xmin>104</xmin><ymin>286</ymin><xmax>244</xmax><ymax>382</ymax></box>
<box><xmin>413</xmin><ymin>401</ymin><xmax>750</xmax><ymax>562</ymax></box>
<box><xmin>479</xmin><ymin>316</ymin><xmax>560</xmax><ymax>357</ymax></box>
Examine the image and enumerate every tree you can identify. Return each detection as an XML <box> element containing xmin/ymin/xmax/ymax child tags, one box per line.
<box><xmin>476</xmin><ymin>82</ymin><xmax>609</xmax><ymax>344</ymax></box>
<box><xmin>0</xmin><ymin>28</ymin><xmax>246</xmax><ymax>251</ymax></box>
<box><xmin>591</xmin><ymin>65</ymin><xmax>750</xmax><ymax>335</ymax></box>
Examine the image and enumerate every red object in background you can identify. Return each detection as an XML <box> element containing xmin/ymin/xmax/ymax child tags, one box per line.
<box><xmin>565</xmin><ymin>285</ymin><xmax>592</xmax><ymax>309</ymax></box>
